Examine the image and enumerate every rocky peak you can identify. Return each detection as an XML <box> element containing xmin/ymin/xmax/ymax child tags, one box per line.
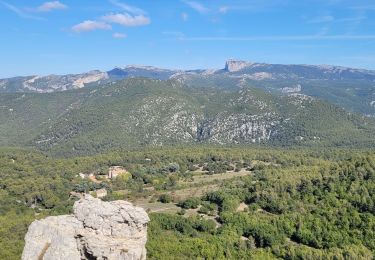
<box><xmin>225</xmin><ymin>60</ymin><xmax>253</xmax><ymax>72</ymax></box>
<box><xmin>22</xmin><ymin>195</ymin><xmax>149</xmax><ymax>260</ymax></box>
<box><xmin>72</xmin><ymin>71</ymin><xmax>108</xmax><ymax>88</ymax></box>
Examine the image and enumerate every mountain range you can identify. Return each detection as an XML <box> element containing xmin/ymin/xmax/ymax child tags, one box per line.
<box><xmin>1</xmin><ymin>60</ymin><xmax>375</xmax><ymax>118</ymax></box>
<box><xmin>0</xmin><ymin>76</ymin><xmax>374</xmax><ymax>156</ymax></box>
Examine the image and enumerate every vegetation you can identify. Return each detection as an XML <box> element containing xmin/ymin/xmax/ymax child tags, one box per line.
<box><xmin>0</xmin><ymin>146</ymin><xmax>374</xmax><ymax>259</ymax></box>
<box><xmin>0</xmin><ymin>78</ymin><xmax>374</xmax><ymax>157</ymax></box>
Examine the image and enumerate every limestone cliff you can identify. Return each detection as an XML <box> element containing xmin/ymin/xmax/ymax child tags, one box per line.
<box><xmin>21</xmin><ymin>195</ymin><xmax>150</xmax><ymax>260</ymax></box>
<box><xmin>224</xmin><ymin>60</ymin><xmax>252</xmax><ymax>72</ymax></box>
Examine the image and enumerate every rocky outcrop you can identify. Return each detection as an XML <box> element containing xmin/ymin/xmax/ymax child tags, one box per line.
<box><xmin>22</xmin><ymin>195</ymin><xmax>150</xmax><ymax>260</ymax></box>
<box><xmin>225</xmin><ymin>60</ymin><xmax>252</xmax><ymax>72</ymax></box>
<box><xmin>72</xmin><ymin>71</ymin><xmax>109</xmax><ymax>88</ymax></box>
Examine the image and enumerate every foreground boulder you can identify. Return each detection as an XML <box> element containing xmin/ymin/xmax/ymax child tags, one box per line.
<box><xmin>22</xmin><ymin>195</ymin><xmax>150</xmax><ymax>260</ymax></box>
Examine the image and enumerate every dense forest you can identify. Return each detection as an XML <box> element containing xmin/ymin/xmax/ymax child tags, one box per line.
<box><xmin>0</xmin><ymin>147</ymin><xmax>374</xmax><ymax>259</ymax></box>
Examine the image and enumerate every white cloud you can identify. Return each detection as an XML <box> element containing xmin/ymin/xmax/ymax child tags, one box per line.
<box><xmin>181</xmin><ymin>12</ymin><xmax>188</xmax><ymax>21</ymax></box>
<box><xmin>70</xmin><ymin>3</ymin><xmax>150</xmax><ymax>35</ymax></box>
<box><xmin>182</xmin><ymin>1</ymin><xmax>209</xmax><ymax>14</ymax></box>
<box><xmin>218</xmin><ymin>6</ymin><xmax>229</xmax><ymax>14</ymax></box>
<box><xmin>110</xmin><ymin>0</ymin><xmax>145</xmax><ymax>15</ymax></box>
<box><xmin>72</xmin><ymin>20</ymin><xmax>112</xmax><ymax>33</ymax></box>
<box><xmin>102</xmin><ymin>13</ymin><xmax>150</xmax><ymax>27</ymax></box>
<box><xmin>1</xmin><ymin>1</ymin><xmax>44</xmax><ymax>20</ymax></box>
<box><xmin>113</xmin><ymin>32</ymin><xmax>127</xmax><ymax>38</ymax></box>
<box><xmin>36</xmin><ymin>1</ymin><xmax>67</xmax><ymax>12</ymax></box>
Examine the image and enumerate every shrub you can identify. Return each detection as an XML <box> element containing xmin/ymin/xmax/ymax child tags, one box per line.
<box><xmin>178</xmin><ymin>197</ymin><xmax>201</xmax><ymax>209</ymax></box>
<box><xmin>159</xmin><ymin>194</ymin><xmax>172</xmax><ymax>203</ymax></box>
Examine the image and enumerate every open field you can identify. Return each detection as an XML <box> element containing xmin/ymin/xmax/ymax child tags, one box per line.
<box><xmin>132</xmin><ymin>199</ymin><xmax>180</xmax><ymax>214</ymax></box>
<box><xmin>123</xmin><ymin>170</ymin><xmax>252</xmax><ymax>214</ymax></box>
<box><xmin>131</xmin><ymin>184</ymin><xmax>220</xmax><ymax>213</ymax></box>
<box><xmin>185</xmin><ymin>170</ymin><xmax>252</xmax><ymax>185</ymax></box>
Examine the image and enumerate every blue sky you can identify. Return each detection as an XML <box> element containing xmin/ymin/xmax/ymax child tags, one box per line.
<box><xmin>1</xmin><ymin>0</ymin><xmax>375</xmax><ymax>77</ymax></box>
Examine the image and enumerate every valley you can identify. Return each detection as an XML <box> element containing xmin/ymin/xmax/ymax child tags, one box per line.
<box><xmin>0</xmin><ymin>147</ymin><xmax>374</xmax><ymax>259</ymax></box>
<box><xmin>1</xmin><ymin>62</ymin><xmax>374</xmax><ymax>260</ymax></box>
<box><xmin>2</xmin><ymin>0</ymin><xmax>375</xmax><ymax>259</ymax></box>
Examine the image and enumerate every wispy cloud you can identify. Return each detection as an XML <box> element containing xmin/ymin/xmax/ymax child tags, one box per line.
<box><xmin>163</xmin><ymin>31</ymin><xmax>185</xmax><ymax>40</ymax></box>
<box><xmin>218</xmin><ymin>6</ymin><xmax>229</xmax><ymax>14</ymax></box>
<box><xmin>307</xmin><ymin>14</ymin><xmax>366</xmax><ymax>24</ymax></box>
<box><xmin>182</xmin><ymin>1</ymin><xmax>282</xmax><ymax>15</ymax></box>
<box><xmin>102</xmin><ymin>13</ymin><xmax>150</xmax><ymax>27</ymax></box>
<box><xmin>182</xmin><ymin>1</ymin><xmax>209</xmax><ymax>14</ymax></box>
<box><xmin>36</xmin><ymin>1</ymin><xmax>67</xmax><ymax>12</ymax></box>
<box><xmin>213</xmin><ymin>1</ymin><xmax>288</xmax><ymax>14</ymax></box>
<box><xmin>72</xmin><ymin>20</ymin><xmax>112</xmax><ymax>33</ymax></box>
<box><xmin>336</xmin><ymin>16</ymin><xmax>366</xmax><ymax>23</ymax></box>
<box><xmin>350</xmin><ymin>5</ymin><xmax>375</xmax><ymax>11</ymax></box>
<box><xmin>1</xmin><ymin>1</ymin><xmax>44</xmax><ymax>20</ymax></box>
<box><xmin>109</xmin><ymin>0</ymin><xmax>146</xmax><ymax>15</ymax></box>
<box><xmin>113</xmin><ymin>32</ymin><xmax>127</xmax><ymax>39</ymax></box>
<box><xmin>182</xmin><ymin>34</ymin><xmax>375</xmax><ymax>41</ymax></box>
<box><xmin>308</xmin><ymin>15</ymin><xmax>335</xmax><ymax>24</ymax></box>
<box><xmin>181</xmin><ymin>12</ymin><xmax>188</xmax><ymax>21</ymax></box>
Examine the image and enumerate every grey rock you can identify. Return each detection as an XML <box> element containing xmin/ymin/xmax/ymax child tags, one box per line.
<box><xmin>22</xmin><ymin>195</ymin><xmax>149</xmax><ymax>260</ymax></box>
<box><xmin>225</xmin><ymin>60</ymin><xmax>253</xmax><ymax>72</ymax></box>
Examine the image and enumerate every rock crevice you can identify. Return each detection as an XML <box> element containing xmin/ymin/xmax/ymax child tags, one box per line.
<box><xmin>22</xmin><ymin>195</ymin><xmax>149</xmax><ymax>260</ymax></box>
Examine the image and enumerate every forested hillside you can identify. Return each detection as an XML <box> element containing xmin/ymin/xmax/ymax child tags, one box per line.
<box><xmin>0</xmin><ymin>147</ymin><xmax>374</xmax><ymax>259</ymax></box>
<box><xmin>0</xmin><ymin>78</ymin><xmax>374</xmax><ymax>156</ymax></box>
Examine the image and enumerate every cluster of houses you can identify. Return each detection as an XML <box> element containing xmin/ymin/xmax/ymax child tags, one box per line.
<box><xmin>74</xmin><ymin>166</ymin><xmax>130</xmax><ymax>199</ymax></box>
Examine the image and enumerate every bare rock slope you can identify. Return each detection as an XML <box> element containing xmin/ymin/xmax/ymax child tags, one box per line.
<box><xmin>22</xmin><ymin>195</ymin><xmax>150</xmax><ymax>260</ymax></box>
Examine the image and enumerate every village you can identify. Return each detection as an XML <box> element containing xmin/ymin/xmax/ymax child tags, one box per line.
<box><xmin>71</xmin><ymin>161</ymin><xmax>255</xmax><ymax>226</ymax></box>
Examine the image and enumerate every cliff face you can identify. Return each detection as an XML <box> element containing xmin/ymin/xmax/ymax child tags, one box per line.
<box><xmin>224</xmin><ymin>60</ymin><xmax>252</xmax><ymax>72</ymax></box>
<box><xmin>22</xmin><ymin>195</ymin><xmax>150</xmax><ymax>260</ymax></box>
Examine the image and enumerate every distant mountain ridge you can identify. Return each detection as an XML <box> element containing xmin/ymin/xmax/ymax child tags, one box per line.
<box><xmin>3</xmin><ymin>60</ymin><xmax>375</xmax><ymax>93</ymax></box>
<box><xmin>0</xmin><ymin>70</ymin><xmax>108</xmax><ymax>93</ymax></box>
<box><xmin>1</xmin><ymin>60</ymin><xmax>375</xmax><ymax>116</ymax></box>
<box><xmin>0</xmin><ymin>78</ymin><xmax>374</xmax><ymax>156</ymax></box>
